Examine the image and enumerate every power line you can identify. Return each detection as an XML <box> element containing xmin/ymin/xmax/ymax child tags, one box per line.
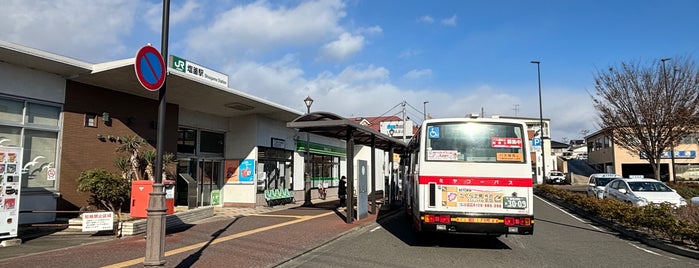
<box><xmin>367</xmin><ymin>102</ymin><xmax>403</xmax><ymax>125</ymax></box>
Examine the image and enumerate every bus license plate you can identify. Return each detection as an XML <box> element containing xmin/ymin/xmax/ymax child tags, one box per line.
<box><xmin>503</xmin><ymin>196</ymin><xmax>527</xmax><ymax>209</ymax></box>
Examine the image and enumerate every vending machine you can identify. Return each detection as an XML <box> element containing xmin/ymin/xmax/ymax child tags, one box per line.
<box><xmin>0</xmin><ymin>147</ymin><xmax>22</xmax><ymax>240</ymax></box>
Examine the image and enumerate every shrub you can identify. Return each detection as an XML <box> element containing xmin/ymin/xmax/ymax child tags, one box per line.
<box><xmin>536</xmin><ymin>185</ymin><xmax>699</xmax><ymax>249</ymax></box>
<box><xmin>77</xmin><ymin>168</ymin><xmax>130</xmax><ymax>221</ymax></box>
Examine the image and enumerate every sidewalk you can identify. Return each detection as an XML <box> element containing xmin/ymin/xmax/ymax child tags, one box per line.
<box><xmin>0</xmin><ymin>196</ymin><xmax>396</xmax><ymax>267</ymax></box>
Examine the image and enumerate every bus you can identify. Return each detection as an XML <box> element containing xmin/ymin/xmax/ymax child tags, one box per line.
<box><xmin>403</xmin><ymin>117</ymin><xmax>534</xmax><ymax>236</ymax></box>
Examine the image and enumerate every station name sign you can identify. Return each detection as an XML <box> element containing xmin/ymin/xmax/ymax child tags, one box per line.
<box><xmin>170</xmin><ymin>55</ymin><xmax>229</xmax><ymax>87</ymax></box>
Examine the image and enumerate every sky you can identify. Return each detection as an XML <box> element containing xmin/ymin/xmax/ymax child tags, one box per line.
<box><xmin>2</xmin><ymin>0</ymin><xmax>698</xmax><ymax>142</ymax></box>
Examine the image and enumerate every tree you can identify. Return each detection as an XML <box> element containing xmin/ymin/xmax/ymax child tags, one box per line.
<box><xmin>115</xmin><ymin>135</ymin><xmax>176</xmax><ymax>181</ymax></box>
<box><xmin>592</xmin><ymin>56</ymin><xmax>699</xmax><ymax>180</ymax></box>
<box><xmin>77</xmin><ymin>168</ymin><xmax>130</xmax><ymax>221</ymax></box>
<box><xmin>117</xmin><ymin>135</ymin><xmax>145</xmax><ymax>181</ymax></box>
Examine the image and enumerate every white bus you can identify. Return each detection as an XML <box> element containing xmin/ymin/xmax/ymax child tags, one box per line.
<box><xmin>403</xmin><ymin>117</ymin><xmax>534</xmax><ymax>236</ymax></box>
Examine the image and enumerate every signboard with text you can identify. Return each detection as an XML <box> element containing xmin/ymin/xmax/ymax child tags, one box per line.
<box><xmin>170</xmin><ymin>55</ymin><xmax>229</xmax><ymax>87</ymax></box>
<box><xmin>82</xmin><ymin>212</ymin><xmax>114</xmax><ymax>232</ymax></box>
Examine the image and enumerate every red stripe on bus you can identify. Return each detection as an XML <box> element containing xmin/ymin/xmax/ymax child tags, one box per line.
<box><xmin>418</xmin><ymin>176</ymin><xmax>533</xmax><ymax>187</ymax></box>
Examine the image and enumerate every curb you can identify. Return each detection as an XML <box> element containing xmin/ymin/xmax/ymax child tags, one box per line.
<box><xmin>535</xmin><ymin>191</ymin><xmax>699</xmax><ymax>260</ymax></box>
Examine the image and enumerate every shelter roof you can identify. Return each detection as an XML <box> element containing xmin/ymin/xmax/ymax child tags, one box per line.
<box><xmin>287</xmin><ymin>112</ymin><xmax>407</xmax><ymax>153</ymax></box>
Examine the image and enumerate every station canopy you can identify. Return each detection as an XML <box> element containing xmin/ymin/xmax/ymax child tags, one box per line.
<box><xmin>287</xmin><ymin>112</ymin><xmax>407</xmax><ymax>154</ymax></box>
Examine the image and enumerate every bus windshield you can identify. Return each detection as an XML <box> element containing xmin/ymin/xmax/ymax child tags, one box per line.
<box><xmin>425</xmin><ymin>122</ymin><xmax>525</xmax><ymax>163</ymax></box>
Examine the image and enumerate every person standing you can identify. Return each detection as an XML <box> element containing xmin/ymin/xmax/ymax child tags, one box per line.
<box><xmin>338</xmin><ymin>176</ymin><xmax>347</xmax><ymax>207</ymax></box>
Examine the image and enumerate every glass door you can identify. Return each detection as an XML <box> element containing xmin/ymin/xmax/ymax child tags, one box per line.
<box><xmin>177</xmin><ymin>158</ymin><xmax>222</xmax><ymax>206</ymax></box>
<box><xmin>197</xmin><ymin>159</ymin><xmax>222</xmax><ymax>206</ymax></box>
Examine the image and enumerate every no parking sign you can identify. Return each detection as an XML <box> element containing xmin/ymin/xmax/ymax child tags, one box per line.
<box><xmin>134</xmin><ymin>45</ymin><xmax>166</xmax><ymax>91</ymax></box>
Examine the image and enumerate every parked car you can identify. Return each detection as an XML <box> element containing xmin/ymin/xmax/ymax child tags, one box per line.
<box><xmin>675</xmin><ymin>167</ymin><xmax>699</xmax><ymax>181</ymax></box>
<box><xmin>561</xmin><ymin>151</ymin><xmax>574</xmax><ymax>160</ymax></box>
<box><xmin>546</xmin><ymin>170</ymin><xmax>567</xmax><ymax>184</ymax></box>
<box><xmin>602</xmin><ymin>177</ymin><xmax>687</xmax><ymax>207</ymax></box>
<box><xmin>586</xmin><ymin>173</ymin><xmax>622</xmax><ymax>199</ymax></box>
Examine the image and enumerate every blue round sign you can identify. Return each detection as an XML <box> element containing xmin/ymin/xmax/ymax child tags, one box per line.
<box><xmin>134</xmin><ymin>45</ymin><xmax>166</xmax><ymax>91</ymax></box>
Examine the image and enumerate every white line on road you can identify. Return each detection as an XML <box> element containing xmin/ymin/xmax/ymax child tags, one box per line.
<box><xmin>629</xmin><ymin>243</ymin><xmax>660</xmax><ymax>256</ymax></box>
<box><xmin>370</xmin><ymin>226</ymin><xmax>382</xmax><ymax>232</ymax></box>
<box><xmin>535</xmin><ymin>195</ymin><xmax>603</xmax><ymax>231</ymax></box>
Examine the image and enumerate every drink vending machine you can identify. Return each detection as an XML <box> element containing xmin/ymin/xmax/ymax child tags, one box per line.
<box><xmin>0</xmin><ymin>146</ymin><xmax>21</xmax><ymax>240</ymax></box>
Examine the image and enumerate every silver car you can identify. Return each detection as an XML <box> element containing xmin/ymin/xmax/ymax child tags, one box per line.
<box><xmin>603</xmin><ymin>178</ymin><xmax>687</xmax><ymax>207</ymax></box>
<box><xmin>586</xmin><ymin>173</ymin><xmax>622</xmax><ymax>199</ymax></box>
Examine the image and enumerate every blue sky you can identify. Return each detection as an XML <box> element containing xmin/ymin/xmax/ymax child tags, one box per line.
<box><xmin>2</xmin><ymin>0</ymin><xmax>698</xmax><ymax>141</ymax></box>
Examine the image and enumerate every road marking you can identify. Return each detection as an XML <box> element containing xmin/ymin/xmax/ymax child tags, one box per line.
<box><xmin>370</xmin><ymin>226</ymin><xmax>382</xmax><ymax>232</ymax></box>
<box><xmin>102</xmin><ymin>211</ymin><xmax>336</xmax><ymax>268</ymax></box>
<box><xmin>248</xmin><ymin>214</ymin><xmax>306</xmax><ymax>218</ymax></box>
<box><xmin>535</xmin><ymin>195</ymin><xmax>602</xmax><ymax>231</ymax></box>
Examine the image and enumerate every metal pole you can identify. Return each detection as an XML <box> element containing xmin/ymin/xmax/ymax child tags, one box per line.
<box><xmin>302</xmin><ymin>96</ymin><xmax>314</xmax><ymax>207</ymax></box>
<box><xmin>144</xmin><ymin>0</ymin><xmax>169</xmax><ymax>266</ymax></box>
<box><xmin>662</xmin><ymin>57</ymin><xmax>674</xmax><ymax>182</ymax></box>
<box><xmin>532</xmin><ymin>61</ymin><xmax>545</xmax><ymax>184</ymax></box>
<box><xmin>423</xmin><ymin>101</ymin><xmax>429</xmax><ymax>120</ymax></box>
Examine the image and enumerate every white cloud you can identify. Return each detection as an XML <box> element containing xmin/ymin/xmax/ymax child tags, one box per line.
<box><xmin>358</xmin><ymin>25</ymin><xmax>383</xmax><ymax>35</ymax></box>
<box><xmin>317</xmin><ymin>32</ymin><xmax>365</xmax><ymax>62</ymax></box>
<box><xmin>185</xmin><ymin>0</ymin><xmax>346</xmax><ymax>62</ymax></box>
<box><xmin>441</xmin><ymin>15</ymin><xmax>458</xmax><ymax>26</ymax></box>
<box><xmin>399</xmin><ymin>49</ymin><xmax>421</xmax><ymax>59</ymax></box>
<box><xmin>404</xmin><ymin>69</ymin><xmax>432</xmax><ymax>79</ymax></box>
<box><xmin>0</xmin><ymin>0</ymin><xmax>139</xmax><ymax>62</ymax></box>
<box><xmin>418</xmin><ymin>15</ymin><xmax>434</xmax><ymax>24</ymax></box>
<box><xmin>145</xmin><ymin>0</ymin><xmax>202</xmax><ymax>32</ymax></box>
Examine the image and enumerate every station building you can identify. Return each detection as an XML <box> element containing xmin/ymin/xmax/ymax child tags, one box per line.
<box><xmin>0</xmin><ymin>40</ymin><xmax>399</xmax><ymax>224</ymax></box>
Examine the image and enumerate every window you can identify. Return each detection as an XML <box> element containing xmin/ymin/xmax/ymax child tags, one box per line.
<box><xmin>177</xmin><ymin>128</ymin><xmax>224</xmax><ymax>155</ymax></box>
<box><xmin>27</xmin><ymin>103</ymin><xmax>60</xmax><ymax>126</ymax></box>
<box><xmin>85</xmin><ymin>113</ymin><xmax>98</xmax><ymax>127</ymax></box>
<box><xmin>0</xmin><ymin>95</ymin><xmax>61</xmax><ymax>190</ymax></box>
<box><xmin>0</xmin><ymin>98</ymin><xmax>24</xmax><ymax>123</ymax></box>
<box><xmin>200</xmin><ymin>131</ymin><xmax>224</xmax><ymax>154</ymax></box>
<box><xmin>425</xmin><ymin>122</ymin><xmax>525</xmax><ymax>163</ymax></box>
<box><xmin>177</xmin><ymin>128</ymin><xmax>197</xmax><ymax>154</ymax></box>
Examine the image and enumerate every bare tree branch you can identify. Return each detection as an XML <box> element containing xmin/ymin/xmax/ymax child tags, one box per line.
<box><xmin>592</xmin><ymin>56</ymin><xmax>699</xmax><ymax>180</ymax></box>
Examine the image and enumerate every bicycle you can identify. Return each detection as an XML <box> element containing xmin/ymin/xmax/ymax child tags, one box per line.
<box><xmin>318</xmin><ymin>182</ymin><xmax>327</xmax><ymax>200</ymax></box>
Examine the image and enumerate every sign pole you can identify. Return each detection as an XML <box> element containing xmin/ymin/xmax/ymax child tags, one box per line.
<box><xmin>144</xmin><ymin>0</ymin><xmax>170</xmax><ymax>266</ymax></box>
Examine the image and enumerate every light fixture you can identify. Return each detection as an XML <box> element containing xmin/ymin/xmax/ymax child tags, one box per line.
<box><xmin>102</xmin><ymin>112</ymin><xmax>111</xmax><ymax>123</ymax></box>
<box><xmin>304</xmin><ymin>96</ymin><xmax>314</xmax><ymax>112</ymax></box>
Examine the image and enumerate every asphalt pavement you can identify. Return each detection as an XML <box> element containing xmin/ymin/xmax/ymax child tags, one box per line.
<box><xmin>0</xmin><ymin>197</ymin><xmax>398</xmax><ymax>267</ymax></box>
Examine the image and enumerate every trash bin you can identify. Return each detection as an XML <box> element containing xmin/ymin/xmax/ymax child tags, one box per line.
<box><xmin>130</xmin><ymin>180</ymin><xmax>175</xmax><ymax>218</ymax></box>
<box><xmin>163</xmin><ymin>180</ymin><xmax>175</xmax><ymax>214</ymax></box>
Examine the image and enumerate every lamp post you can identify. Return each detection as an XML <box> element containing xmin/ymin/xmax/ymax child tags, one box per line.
<box><xmin>662</xmin><ymin>57</ymin><xmax>674</xmax><ymax>182</ymax></box>
<box><xmin>423</xmin><ymin>101</ymin><xmax>429</xmax><ymax>120</ymax></box>
<box><xmin>302</xmin><ymin>96</ymin><xmax>314</xmax><ymax>207</ymax></box>
<box><xmin>531</xmin><ymin>60</ymin><xmax>545</xmax><ymax>184</ymax></box>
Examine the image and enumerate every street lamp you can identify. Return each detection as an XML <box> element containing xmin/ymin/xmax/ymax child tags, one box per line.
<box><xmin>531</xmin><ymin>60</ymin><xmax>545</xmax><ymax>184</ymax></box>
<box><xmin>662</xmin><ymin>57</ymin><xmax>675</xmax><ymax>182</ymax></box>
<box><xmin>423</xmin><ymin>101</ymin><xmax>429</xmax><ymax>120</ymax></box>
<box><xmin>302</xmin><ymin>96</ymin><xmax>314</xmax><ymax>207</ymax></box>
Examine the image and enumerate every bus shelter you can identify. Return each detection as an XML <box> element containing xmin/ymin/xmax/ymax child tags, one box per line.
<box><xmin>287</xmin><ymin>112</ymin><xmax>407</xmax><ymax>223</ymax></box>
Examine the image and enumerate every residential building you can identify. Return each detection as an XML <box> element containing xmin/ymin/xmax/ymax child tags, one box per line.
<box><xmin>586</xmin><ymin>128</ymin><xmax>699</xmax><ymax>181</ymax></box>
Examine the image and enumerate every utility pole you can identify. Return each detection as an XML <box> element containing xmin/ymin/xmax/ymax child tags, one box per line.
<box><xmin>662</xmin><ymin>57</ymin><xmax>674</xmax><ymax>182</ymax></box>
<box><xmin>401</xmin><ymin>101</ymin><xmax>407</xmax><ymax>142</ymax></box>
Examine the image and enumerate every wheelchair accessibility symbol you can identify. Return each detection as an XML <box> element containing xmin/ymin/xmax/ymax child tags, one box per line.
<box><xmin>428</xmin><ymin>126</ymin><xmax>440</xmax><ymax>139</ymax></box>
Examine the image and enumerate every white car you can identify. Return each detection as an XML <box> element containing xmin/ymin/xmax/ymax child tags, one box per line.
<box><xmin>546</xmin><ymin>171</ymin><xmax>566</xmax><ymax>184</ymax></box>
<box><xmin>586</xmin><ymin>173</ymin><xmax>622</xmax><ymax>199</ymax></box>
<box><xmin>603</xmin><ymin>178</ymin><xmax>687</xmax><ymax>207</ymax></box>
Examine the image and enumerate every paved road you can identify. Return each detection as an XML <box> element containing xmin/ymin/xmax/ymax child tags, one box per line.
<box><xmin>2</xmin><ymin>194</ymin><xmax>698</xmax><ymax>268</ymax></box>
<box><xmin>0</xmin><ymin>200</ymin><xmax>388</xmax><ymax>268</ymax></box>
<box><xmin>279</xmin><ymin>196</ymin><xmax>699</xmax><ymax>268</ymax></box>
